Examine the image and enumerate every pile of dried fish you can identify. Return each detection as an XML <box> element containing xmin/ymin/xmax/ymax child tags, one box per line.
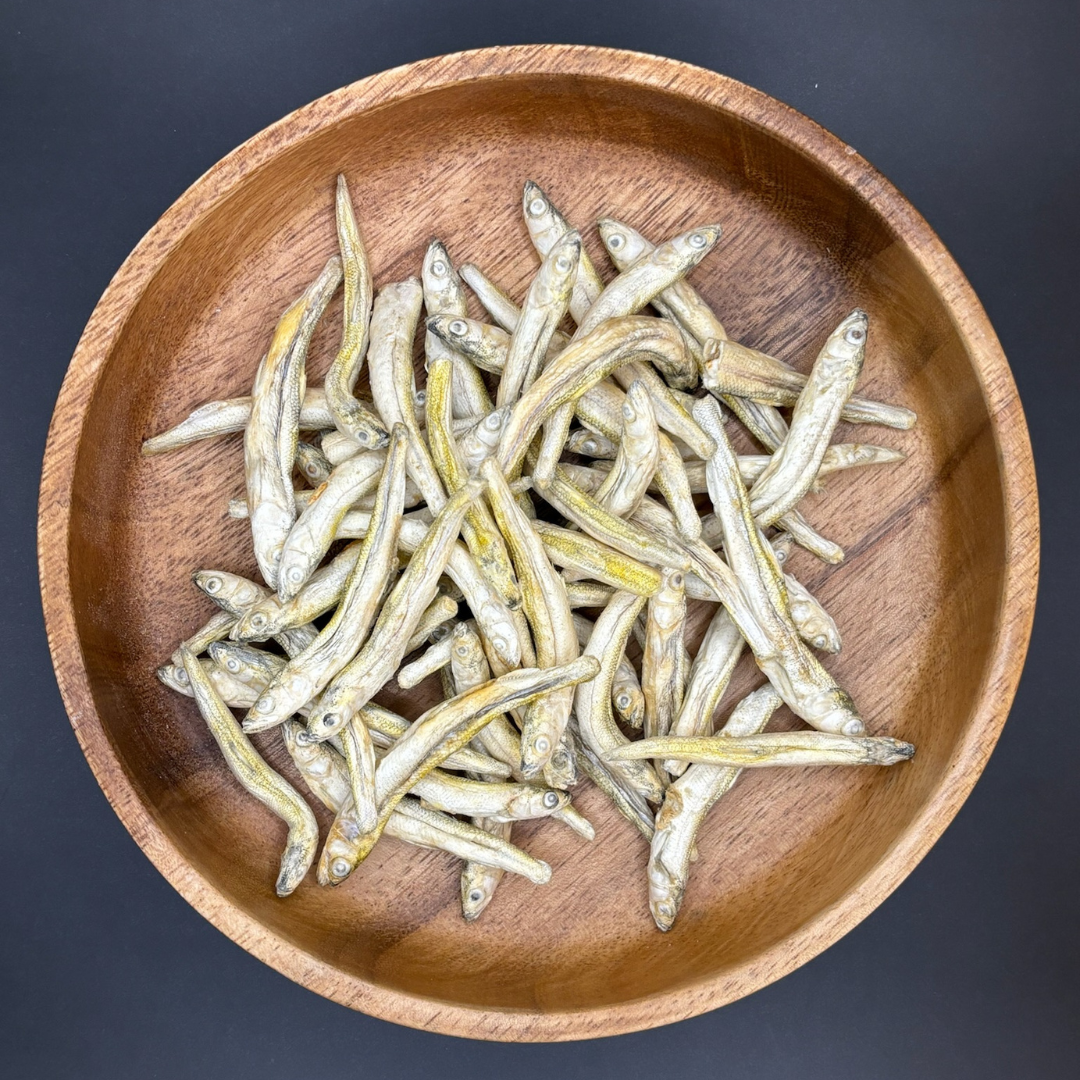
<box><xmin>147</xmin><ymin>176</ymin><xmax>916</xmax><ymax>929</ymax></box>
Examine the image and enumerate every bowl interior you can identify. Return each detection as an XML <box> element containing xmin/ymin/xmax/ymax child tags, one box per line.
<box><xmin>64</xmin><ymin>70</ymin><xmax>1005</xmax><ymax>1022</ymax></box>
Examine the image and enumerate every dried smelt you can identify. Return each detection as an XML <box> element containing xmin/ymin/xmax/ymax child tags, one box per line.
<box><xmin>243</xmin><ymin>427</ymin><xmax>407</xmax><ymax>734</ymax></box>
<box><xmin>338</xmin><ymin>714</ymin><xmax>378</xmax><ymax>833</ymax></box>
<box><xmin>746</xmin><ymin>311</ymin><xmax>868</xmax><ymax>526</ymax></box>
<box><xmin>608</xmin><ymin>731</ymin><xmax>916</xmax><ymax>768</ymax></box>
<box><xmin>422</xmin><ymin>239</ymin><xmax>493</xmax><ymax>418</ymax></box>
<box><xmin>323</xmin><ymin>176</ymin><xmax>389</xmax><ymax>451</ymax></box>
<box><xmin>498</xmin><ymin>231</ymin><xmax>580</xmax><ymax>407</ymax></box>
<box><xmin>574</xmin><ymin>614</ymin><xmax>644</xmax><ymax>729</ymax></box>
<box><xmin>665</xmin><ymin>606</ymin><xmax>744</xmax><ymax>777</ymax></box>
<box><xmin>642</xmin><ymin>568</ymin><xmax>688</xmax><ymax>744</ymax></box>
<box><xmin>784</xmin><ymin>572</ymin><xmax>842</xmax><ymax>653</ymax></box>
<box><xmin>575</xmin><ymin>591</ymin><xmax>664</xmax><ymax>805</ymax></box>
<box><xmin>522</xmin><ymin>180</ymin><xmax>605</xmax><ymax>323</ymax></box>
<box><xmin>481</xmin><ymin>457</ymin><xmax>578</xmax><ymax>775</ymax></box>
<box><xmin>533</xmin><ymin>520</ymin><xmax>663</xmax><ymax>596</ymax></box>
<box><xmin>276</xmin><ymin>449</ymin><xmax>387</xmax><ymax>601</ymax></box>
<box><xmin>397</xmin><ymin>633</ymin><xmax>456</xmax><ymax>688</ymax></box>
<box><xmin>459</xmin><ymin>262</ymin><xmax>526</xmax><ymax>332</ymax></box>
<box><xmin>565</xmin><ymin>427</ymin><xmax>619</xmax><ymax>459</ymax></box>
<box><xmin>367</xmin><ymin>278</ymin><xmax>446</xmax><ymax>509</ymax></box>
<box><xmin>358</xmin><ymin>703</ymin><xmax>511</xmax><ymax>778</ymax></box>
<box><xmin>245</xmin><ymin>256</ymin><xmax>342</xmax><ymax>588</ymax></box>
<box><xmin>158</xmin><ymin>658</ymin><xmax>261</xmax><ymax>707</ymax></box>
<box><xmin>412</xmin><ymin>772</ymin><xmax>569</xmax><ymax>822</ymax></box>
<box><xmin>537</xmin><ymin>468</ymin><xmax>691</xmax><ymax>571</ymax></box>
<box><xmin>591</xmin><ymin>380</ymin><xmax>659</xmax><ymax>519</ymax></box>
<box><xmin>403</xmin><ymin>594</ymin><xmax>459</xmax><ymax>655</ymax></box>
<box><xmin>141</xmin><ymin>388</ymin><xmax>334</xmax><ymax>456</ymax></box>
<box><xmin>305</xmin><ymin>481</ymin><xmax>481</xmax><ymax>741</ymax></box>
<box><xmin>692</xmin><ymin>398</ymin><xmax>866</xmax><ymax>736</ymax></box>
<box><xmin>426</xmin><ymin>355</ymin><xmax>522</xmax><ymax>610</ymax></box>
<box><xmin>703</xmin><ymin>336</ymin><xmax>916</xmax><ymax>430</ymax></box>
<box><xmin>648</xmin><ymin>686</ymin><xmax>781</xmax><ymax>930</ymax></box>
<box><xmin>179</xmin><ymin>648</ymin><xmax>318</xmax><ymax>897</ymax></box>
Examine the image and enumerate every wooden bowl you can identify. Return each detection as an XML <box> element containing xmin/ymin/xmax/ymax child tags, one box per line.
<box><xmin>39</xmin><ymin>45</ymin><xmax>1038</xmax><ymax>1040</ymax></box>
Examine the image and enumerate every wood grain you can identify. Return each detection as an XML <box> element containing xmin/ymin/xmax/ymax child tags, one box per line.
<box><xmin>37</xmin><ymin>45</ymin><xmax>1038</xmax><ymax>1041</ymax></box>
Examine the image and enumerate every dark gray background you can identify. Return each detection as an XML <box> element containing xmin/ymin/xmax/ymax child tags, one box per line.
<box><xmin>3</xmin><ymin>1</ymin><xmax>1076</xmax><ymax>1076</ymax></box>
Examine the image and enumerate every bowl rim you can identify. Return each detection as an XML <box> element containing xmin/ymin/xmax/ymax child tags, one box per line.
<box><xmin>38</xmin><ymin>43</ymin><xmax>1039</xmax><ymax>1041</ymax></box>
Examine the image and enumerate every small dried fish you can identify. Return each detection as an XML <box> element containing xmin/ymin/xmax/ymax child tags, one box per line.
<box><xmin>575</xmin><ymin>591</ymin><xmax>665</xmax><ymax>805</ymax></box>
<box><xmin>323</xmin><ymin>176</ymin><xmax>389</xmax><ymax>451</ymax></box>
<box><xmin>423</xmin><ymin>239</ymin><xmax>493</xmax><ymax>418</ymax></box>
<box><xmin>179</xmin><ymin>648</ymin><xmax>318</xmax><ymax>896</ymax></box>
<box><xmin>648</xmin><ymin>686</ymin><xmax>782</xmax><ymax>930</ymax></box>
<box><xmin>607</xmin><ymin>731</ymin><xmax>916</xmax><ymax>768</ymax></box>
<box><xmin>245</xmin><ymin>256</ymin><xmax>342</xmax><ymax>588</ymax></box>
<box><xmin>498</xmin><ymin>230</ymin><xmax>580</xmax><ymax>407</ymax></box>
<box><xmin>141</xmin><ymin>388</ymin><xmax>333</xmax><ymax>456</ymax></box>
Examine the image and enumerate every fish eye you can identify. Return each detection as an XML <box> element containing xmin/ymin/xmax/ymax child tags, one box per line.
<box><xmin>813</xmin><ymin>635</ymin><xmax>828</xmax><ymax>649</ymax></box>
<box><xmin>688</xmin><ymin>232</ymin><xmax>708</xmax><ymax>249</ymax></box>
<box><xmin>226</xmin><ymin>658</ymin><xmax>240</xmax><ymax>673</ymax></box>
<box><xmin>671</xmin><ymin>572</ymin><xmax>684</xmax><ymax>587</ymax></box>
<box><xmin>331</xmin><ymin>858</ymin><xmax>350</xmax><ymax>878</ymax></box>
<box><xmin>555</xmin><ymin>256</ymin><xmax>571</xmax><ymax>273</ymax></box>
<box><xmin>322</xmin><ymin>713</ymin><xmax>337</xmax><ymax>729</ymax></box>
<box><xmin>255</xmin><ymin>695</ymin><xmax>274</xmax><ymax>713</ymax></box>
<box><xmin>431</xmin><ymin>259</ymin><xmax>448</xmax><ymax>277</ymax></box>
<box><xmin>845</xmin><ymin>326</ymin><xmax>865</xmax><ymax>344</ymax></box>
<box><xmin>448</xmin><ymin>319</ymin><xmax>468</xmax><ymax>336</ymax></box>
<box><xmin>204</xmin><ymin>576</ymin><xmax>221</xmax><ymax>593</ymax></box>
<box><xmin>492</xmin><ymin>637</ymin><xmax>508</xmax><ymax>654</ymax></box>
<box><xmin>294</xmin><ymin>729</ymin><xmax>311</xmax><ymax>746</ymax></box>
<box><xmin>175</xmin><ymin>668</ymin><xmax>189</xmax><ymax>684</ymax></box>
<box><xmin>543</xmin><ymin>791</ymin><xmax>560</xmax><ymax>809</ymax></box>
<box><xmin>468</xmin><ymin>889</ymin><xmax>484</xmax><ymax>903</ymax></box>
<box><xmin>357</xmin><ymin>429</ymin><xmax>372</xmax><ymax>444</ymax></box>
<box><xmin>533</xmin><ymin>736</ymin><xmax>550</xmax><ymax>755</ymax></box>
<box><xmin>455</xmin><ymin>644</ymin><xmax>469</xmax><ymax>657</ymax></box>
<box><xmin>286</xmin><ymin>566</ymin><xmax>304</xmax><ymax>583</ymax></box>
<box><xmin>528</xmin><ymin>196</ymin><xmax>547</xmax><ymax>217</ymax></box>
<box><xmin>622</xmin><ymin>403</ymin><xmax>635</xmax><ymax>420</ymax></box>
<box><xmin>581</xmin><ymin>439</ymin><xmax>597</xmax><ymax>454</ymax></box>
<box><xmin>414</xmin><ymin>390</ymin><xmax>427</xmax><ymax>407</ymax></box>
<box><xmin>250</xmin><ymin>612</ymin><xmax>267</xmax><ymax>629</ymax></box>
<box><xmin>608</xmin><ymin>232</ymin><xmax>625</xmax><ymax>250</ymax></box>
<box><xmin>483</xmin><ymin>412</ymin><xmax>502</xmax><ymax>430</ymax></box>
<box><xmin>615</xmin><ymin>692</ymin><xmax>631</xmax><ymax>710</ymax></box>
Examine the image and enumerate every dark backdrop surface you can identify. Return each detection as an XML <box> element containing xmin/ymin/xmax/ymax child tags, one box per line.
<box><xmin>2</xmin><ymin>1</ymin><xmax>1077</xmax><ymax>1076</ymax></box>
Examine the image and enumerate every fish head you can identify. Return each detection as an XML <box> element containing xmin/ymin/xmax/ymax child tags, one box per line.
<box><xmin>655</xmin><ymin>224</ymin><xmax>722</xmax><ymax>271</ymax></box>
<box><xmin>597</xmin><ymin>217</ymin><xmax>649</xmax><ymax>269</ymax></box>
<box><xmin>822</xmin><ymin>309</ymin><xmax>869</xmax><ymax>376</ymax></box>
<box><xmin>534</xmin><ymin>231</ymin><xmax>581</xmax><ymax>306</ymax></box>
<box><xmin>305</xmin><ymin>687</ymin><xmax>356</xmax><ymax>743</ymax></box>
